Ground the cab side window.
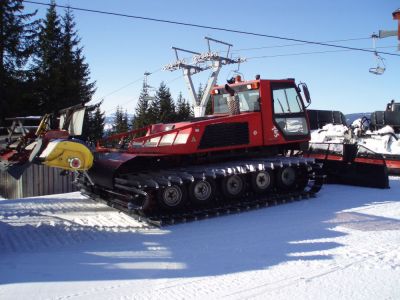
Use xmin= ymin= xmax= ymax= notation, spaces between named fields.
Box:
xmin=272 ymin=85 xmax=308 ymax=136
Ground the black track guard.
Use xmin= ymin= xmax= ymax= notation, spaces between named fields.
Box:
xmin=318 ymin=160 xmax=389 ymax=189
xmin=88 ymin=152 xmax=138 ymax=189
xmin=308 ymin=143 xmax=390 ymax=189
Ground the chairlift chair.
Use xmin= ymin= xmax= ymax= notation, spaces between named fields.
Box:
xmin=369 ymin=34 xmax=386 ymax=75
xmin=369 ymin=52 xmax=386 ymax=75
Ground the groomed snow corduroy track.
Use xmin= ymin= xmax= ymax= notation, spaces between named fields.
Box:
xmin=0 ymin=180 xmax=400 ymax=300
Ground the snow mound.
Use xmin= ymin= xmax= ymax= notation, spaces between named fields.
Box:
xmin=351 ymin=118 xmax=363 ymax=128
xmin=311 ymin=124 xmax=348 ymax=143
xmin=310 ymin=122 xmax=400 ymax=156
xmin=376 ymin=125 xmax=395 ymax=135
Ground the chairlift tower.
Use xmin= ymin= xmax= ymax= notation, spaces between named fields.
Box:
xmin=143 ymin=71 xmax=156 ymax=102
xmin=163 ymin=37 xmax=246 ymax=117
xmin=369 ymin=8 xmax=400 ymax=75
xmin=376 ymin=9 xmax=400 ymax=49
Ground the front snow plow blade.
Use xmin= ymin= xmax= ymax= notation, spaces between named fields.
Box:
xmin=306 ymin=143 xmax=389 ymax=189
xmin=38 ymin=139 xmax=94 ymax=171
xmin=0 ymin=104 xmax=88 ymax=178
xmin=1 ymin=139 xmax=93 ymax=179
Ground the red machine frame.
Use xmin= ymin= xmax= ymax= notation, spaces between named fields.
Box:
xmin=97 ymin=79 xmax=310 ymax=158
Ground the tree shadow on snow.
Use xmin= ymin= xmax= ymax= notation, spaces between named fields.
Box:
xmin=0 ymin=180 xmax=399 ymax=284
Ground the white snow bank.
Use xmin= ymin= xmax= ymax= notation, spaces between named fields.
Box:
xmin=310 ymin=124 xmax=348 ymax=143
xmin=357 ymin=126 xmax=400 ymax=155
xmin=358 ymin=125 xmax=400 ymax=155
xmin=1 ymin=182 xmax=400 ymax=300
xmin=365 ymin=125 xmax=395 ymax=136
xmin=351 ymin=118 xmax=365 ymax=129
xmin=376 ymin=125 xmax=395 ymax=135
xmin=310 ymin=122 xmax=400 ymax=155
xmin=321 ymin=123 xmax=348 ymax=135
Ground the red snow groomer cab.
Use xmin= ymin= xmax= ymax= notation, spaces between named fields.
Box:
xmin=78 ymin=76 xmax=324 ymax=224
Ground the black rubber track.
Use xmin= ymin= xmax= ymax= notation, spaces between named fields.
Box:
xmin=76 ymin=157 xmax=325 ymax=227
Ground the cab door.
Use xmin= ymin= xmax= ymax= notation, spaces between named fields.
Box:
xmin=269 ymin=82 xmax=310 ymax=142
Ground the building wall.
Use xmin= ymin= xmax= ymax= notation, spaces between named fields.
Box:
xmin=0 ymin=164 xmax=77 ymax=199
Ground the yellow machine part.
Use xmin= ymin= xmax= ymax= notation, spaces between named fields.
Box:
xmin=40 ymin=140 xmax=93 ymax=171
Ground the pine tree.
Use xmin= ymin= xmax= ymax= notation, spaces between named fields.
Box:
xmin=157 ymin=81 xmax=176 ymax=123
xmin=185 ymin=99 xmax=194 ymax=118
xmin=34 ymin=2 xmax=95 ymax=115
xmin=112 ymin=106 xmax=129 ymax=134
xmin=82 ymin=102 xmax=105 ymax=144
xmin=34 ymin=0 xmax=63 ymax=114
xmin=58 ymin=7 xmax=76 ymax=108
xmin=112 ymin=106 xmax=122 ymax=133
xmin=91 ymin=106 xmax=105 ymax=140
xmin=61 ymin=7 xmax=95 ymax=105
xmin=122 ymin=110 xmax=129 ymax=132
xmin=147 ymin=92 xmax=161 ymax=125
xmin=0 ymin=0 xmax=38 ymax=124
xmin=132 ymin=80 xmax=150 ymax=130
xmin=176 ymin=92 xmax=192 ymax=121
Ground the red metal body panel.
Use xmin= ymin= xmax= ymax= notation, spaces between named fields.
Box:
xmin=385 ymin=159 xmax=400 ymax=169
xmin=306 ymin=153 xmax=327 ymax=160
xmin=354 ymin=157 xmax=385 ymax=165
xmin=43 ymin=130 xmax=69 ymax=141
xmin=98 ymin=79 xmax=310 ymax=156
xmin=99 ymin=112 xmax=263 ymax=155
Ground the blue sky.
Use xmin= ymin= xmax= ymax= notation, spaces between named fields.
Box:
xmin=24 ymin=0 xmax=400 ymax=115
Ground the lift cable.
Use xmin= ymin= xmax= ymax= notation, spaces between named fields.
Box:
xmin=24 ymin=1 xmax=400 ymax=57
xmin=231 ymin=37 xmax=372 ymax=52
xmin=99 ymin=45 xmax=397 ymax=113
xmin=247 ymin=45 xmax=398 ymax=60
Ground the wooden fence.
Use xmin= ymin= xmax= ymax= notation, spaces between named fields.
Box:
xmin=0 ymin=164 xmax=77 ymax=199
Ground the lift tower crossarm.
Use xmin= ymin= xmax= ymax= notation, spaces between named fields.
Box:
xmin=163 ymin=37 xmax=246 ymax=118
xmin=378 ymin=30 xmax=398 ymax=39
xmin=164 ymin=47 xmax=206 ymax=106
xmin=375 ymin=8 xmax=400 ymax=50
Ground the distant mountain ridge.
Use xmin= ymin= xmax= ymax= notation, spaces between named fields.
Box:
xmin=345 ymin=112 xmax=371 ymax=125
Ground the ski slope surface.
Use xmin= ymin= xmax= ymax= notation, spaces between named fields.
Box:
xmin=1 ymin=180 xmax=400 ymax=300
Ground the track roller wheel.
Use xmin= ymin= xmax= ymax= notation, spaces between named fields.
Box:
xmin=140 ymin=193 xmax=156 ymax=213
xmin=251 ymin=170 xmax=274 ymax=194
xmin=221 ymin=175 xmax=245 ymax=199
xmin=276 ymin=166 xmax=297 ymax=190
xmin=189 ymin=179 xmax=216 ymax=205
xmin=157 ymin=184 xmax=187 ymax=211
xmin=295 ymin=167 xmax=310 ymax=191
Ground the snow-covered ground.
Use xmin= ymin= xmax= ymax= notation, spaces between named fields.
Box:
xmin=1 ymin=181 xmax=400 ymax=300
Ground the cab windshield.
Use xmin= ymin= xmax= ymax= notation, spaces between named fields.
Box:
xmin=213 ymin=87 xmax=260 ymax=114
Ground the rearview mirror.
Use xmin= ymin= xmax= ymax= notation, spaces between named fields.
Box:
xmin=298 ymin=82 xmax=311 ymax=106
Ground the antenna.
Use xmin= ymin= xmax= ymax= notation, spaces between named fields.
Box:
xmin=164 ymin=37 xmax=246 ymax=117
